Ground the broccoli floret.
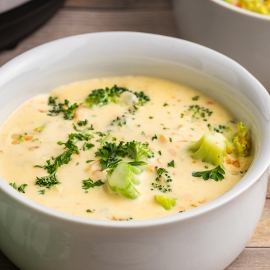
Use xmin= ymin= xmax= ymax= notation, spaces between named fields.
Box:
xmin=107 ymin=162 xmax=140 ymax=199
xmin=85 ymin=85 xmax=150 ymax=107
xmin=95 ymin=140 xmax=153 ymax=199
xmin=124 ymin=141 xmax=154 ymax=161
xmin=154 ymin=195 xmax=176 ymax=210
xmin=233 ymin=122 xmax=251 ymax=157
xmin=85 ymin=85 xmax=127 ymax=107
xmin=189 ymin=133 xmax=230 ymax=168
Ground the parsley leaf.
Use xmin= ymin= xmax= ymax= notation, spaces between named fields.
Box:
xmin=192 ymin=96 xmax=199 ymax=101
xmin=35 ymin=132 xmax=94 ymax=188
xmin=78 ymin=119 xmax=88 ymax=126
xmin=18 ymin=184 xmax=28 ymax=193
xmin=192 ymin=165 xmax=225 ymax=181
xmin=38 ymin=189 xmax=46 ymax=195
xmin=47 ymin=97 xmax=78 ymax=120
xmin=167 ymin=160 xmax=175 ymax=167
xmin=82 ymin=178 xmax=104 ymax=190
xmin=83 ymin=142 xmax=95 ymax=151
xmin=9 ymin=182 xmax=17 ymax=189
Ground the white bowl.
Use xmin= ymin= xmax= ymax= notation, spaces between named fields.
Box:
xmin=0 ymin=32 xmax=270 ymax=270
xmin=173 ymin=0 xmax=270 ymax=92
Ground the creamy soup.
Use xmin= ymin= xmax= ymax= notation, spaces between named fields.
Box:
xmin=0 ymin=77 xmax=252 ymax=220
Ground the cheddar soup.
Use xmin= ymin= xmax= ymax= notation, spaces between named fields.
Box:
xmin=0 ymin=77 xmax=252 ymax=220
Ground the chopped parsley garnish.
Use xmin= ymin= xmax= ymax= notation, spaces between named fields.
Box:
xmin=38 ymin=189 xmax=45 ymax=195
xmin=86 ymin=209 xmax=93 ymax=213
xmin=10 ymin=182 xmax=27 ymax=193
xmin=18 ymin=184 xmax=27 ymax=193
xmin=35 ymin=132 xmax=93 ymax=188
xmin=78 ymin=119 xmax=88 ymax=126
xmin=83 ymin=142 xmax=95 ymax=151
xmin=47 ymin=97 xmax=78 ymax=120
xmin=86 ymin=159 xmax=94 ymax=163
xmin=96 ymin=131 xmax=106 ymax=137
xmin=95 ymin=140 xmax=154 ymax=174
xmin=95 ymin=141 xmax=125 ymax=171
xmin=158 ymin=150 xmax=162 ymax=155
xmin=192 ymin=165 xmax=225 ymax=181
xmin=9 ymin=182 xmax=17 ymax=189
xmin=163 ymin=103 xmax=169 ymax=106
xmin=167 ymin=160 xmax=175 ymax=167
xmin=149 ymin=116 xmax=153 ymax=119
xmin=36 ymin=173 xmax=60 ymax=189
xmin=82 ymin=178 xmax=104 ymax=190
xmin=152 ymin=134 xmax=158 ymax=141
xmin=192 ymin=96 xmax=199 ymax=101
xmin=169 ymin=137 xmax=172 ymax=142
xmin=73 ymin=123 xmax=94 ymax=132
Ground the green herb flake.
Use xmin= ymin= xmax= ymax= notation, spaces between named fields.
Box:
xmin=158 ymin=150 xmax=162 ymax=156
xmin=38 ymin=189 xmax=46 ymax=195
xmin=34 ymin=125 xmax=45 ymax=133
xmin=82 ymin=178 xmax=104 ymax=190
xmin=169 ymin=137 xmax=172 ymax=142
xmin=152 ymin=134 xmax=158 ymax=141
xmin=78 ymin=119 xmax=88 ymax=126
xmin=47 ymin=97 xmax=78 ymax=120
xmin=149 ymin=116 xmax=154 ymax=119
xmin=163 ymin=103 xmax=169 ymax=106
xmin=192 ymin=96 xmax=200 ymax=101
xmin=9 ymin=182 xmax=17 ymax=189
xmin=167 ymin=160 xmax=175 ymax=168
xmin=192 ymin=165 xmax=225 ymax=181
xmin=83 ymin=142 xmax=95 ymax=151
xmin=18 ymin=184 xmax=27 ymax=193
xmin=86 ymin=160 xmax=94 ymax=163
xmin=86 ymin=209 xmax=93 ymax=213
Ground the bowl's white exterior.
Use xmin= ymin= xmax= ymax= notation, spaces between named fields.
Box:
xmin=0 ymin=32 xmax=270 ymax=270
xmin=173 ymin=0 xmax=270 ymax=92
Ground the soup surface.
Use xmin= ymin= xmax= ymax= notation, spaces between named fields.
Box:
xmin=0 ymin=76 xmax=252 ymax=220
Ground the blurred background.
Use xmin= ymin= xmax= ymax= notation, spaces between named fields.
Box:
xmin=0 ymin=0 xmax=178 ymax=67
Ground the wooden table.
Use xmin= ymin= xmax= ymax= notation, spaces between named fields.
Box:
xmin=0 ymin=1 xmax=269 ymax=269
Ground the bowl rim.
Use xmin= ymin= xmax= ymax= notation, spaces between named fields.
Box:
xmin=0 ymin=31 xmax=270 ymax=229
xmin=211 ymin=0 xmax=270 ymax=20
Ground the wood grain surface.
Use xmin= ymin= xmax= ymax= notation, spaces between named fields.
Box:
xmin=0 ymin=0 xmax=269 ymax=269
